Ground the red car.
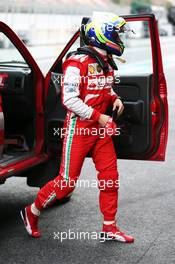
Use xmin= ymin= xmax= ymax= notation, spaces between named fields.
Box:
xmin=0 ymin=14 xmax=168 ymax=189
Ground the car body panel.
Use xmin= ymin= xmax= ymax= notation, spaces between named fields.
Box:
xmin=0 ymin=21 xmax=48 ymax=180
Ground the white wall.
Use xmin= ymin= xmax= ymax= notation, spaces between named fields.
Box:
xmin=0 ymin=13 xmax=83 ymax=45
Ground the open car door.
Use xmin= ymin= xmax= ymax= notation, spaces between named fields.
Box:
xmin=0 ymin=21 xmax=47 ymax=180
xmin=113 ymin=14 xmax=168 ymax=161
xmin=45 ymin=14 xmax=168 ymax=162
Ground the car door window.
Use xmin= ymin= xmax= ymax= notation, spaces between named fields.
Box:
xmin=116 ymin=21 xmax=153 ymax=77
xmin=0 ymin=32 xmax=27 ymax=64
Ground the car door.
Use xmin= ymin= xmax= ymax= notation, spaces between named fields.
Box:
xmin=112 ymin=14 xmax=168 ymax=161
xmin=0 ymin=21 xmax=48 ymax=179
xmin=45 ymin=14 xmax=168 ymax=161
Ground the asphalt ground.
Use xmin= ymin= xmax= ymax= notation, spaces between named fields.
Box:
xmin=0 ymin=36 xmax=175 ymax=264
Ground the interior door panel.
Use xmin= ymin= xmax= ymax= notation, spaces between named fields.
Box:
xmin=112 ymin=75 xmax=152 ymax=158
xmin=0 ymin=68 xmax=34 ymax=117
xmin=0 ymin=67 xmax=36 ymax=150
xmin=45 ymin=73 xmax=66 ymax=151
xmin=0 ymin=21 xmax=45 ymax=158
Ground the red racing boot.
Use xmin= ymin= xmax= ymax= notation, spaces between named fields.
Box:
xmin=20 ymin=205 xmax=41 ymax=238
xmin=101 ymin=221 xmax=134 ymax=243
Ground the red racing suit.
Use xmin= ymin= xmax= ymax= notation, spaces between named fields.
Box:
xmin=34 ymin=47 xmax=120 ymax=221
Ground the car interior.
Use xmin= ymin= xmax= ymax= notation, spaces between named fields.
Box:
xmin=0 ymin=65 xmax=36 ymax=167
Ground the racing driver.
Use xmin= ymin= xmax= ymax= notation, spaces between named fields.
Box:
xmin=20 ymin=13 xmax=134 ymax=243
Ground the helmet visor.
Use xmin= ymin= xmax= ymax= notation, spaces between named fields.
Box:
xmin=111 ymin=27 xmax=123 ymax=44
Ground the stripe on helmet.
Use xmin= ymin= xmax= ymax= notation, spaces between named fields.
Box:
xmin=95 ymin=26 xmax=106 ymax=44
xmin=117 ymin=20 xmax=126 ymax=28
xmin=85 ymin=21 xmax=94 ymax=35
xmin=106 ymin=42 xmax=122 ymax=52
xmin=111 ymin=15 xmax=120 ymax=22
xmin=98 ymin=27 xmax=114 ymax=44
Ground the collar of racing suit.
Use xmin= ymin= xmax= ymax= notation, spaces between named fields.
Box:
xmin=75 ymin=45 xmax=118 ymax=72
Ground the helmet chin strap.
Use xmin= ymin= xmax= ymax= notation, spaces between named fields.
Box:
xmin=107 ymin=54 xmax=118 ymax=71
xmin=88 ymin=46 xmax=119 ymax=71
xmin=91 ymin=46 xmax=119 ymax=71
xmin=90 ymin=45 xmax=119 ymax=71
